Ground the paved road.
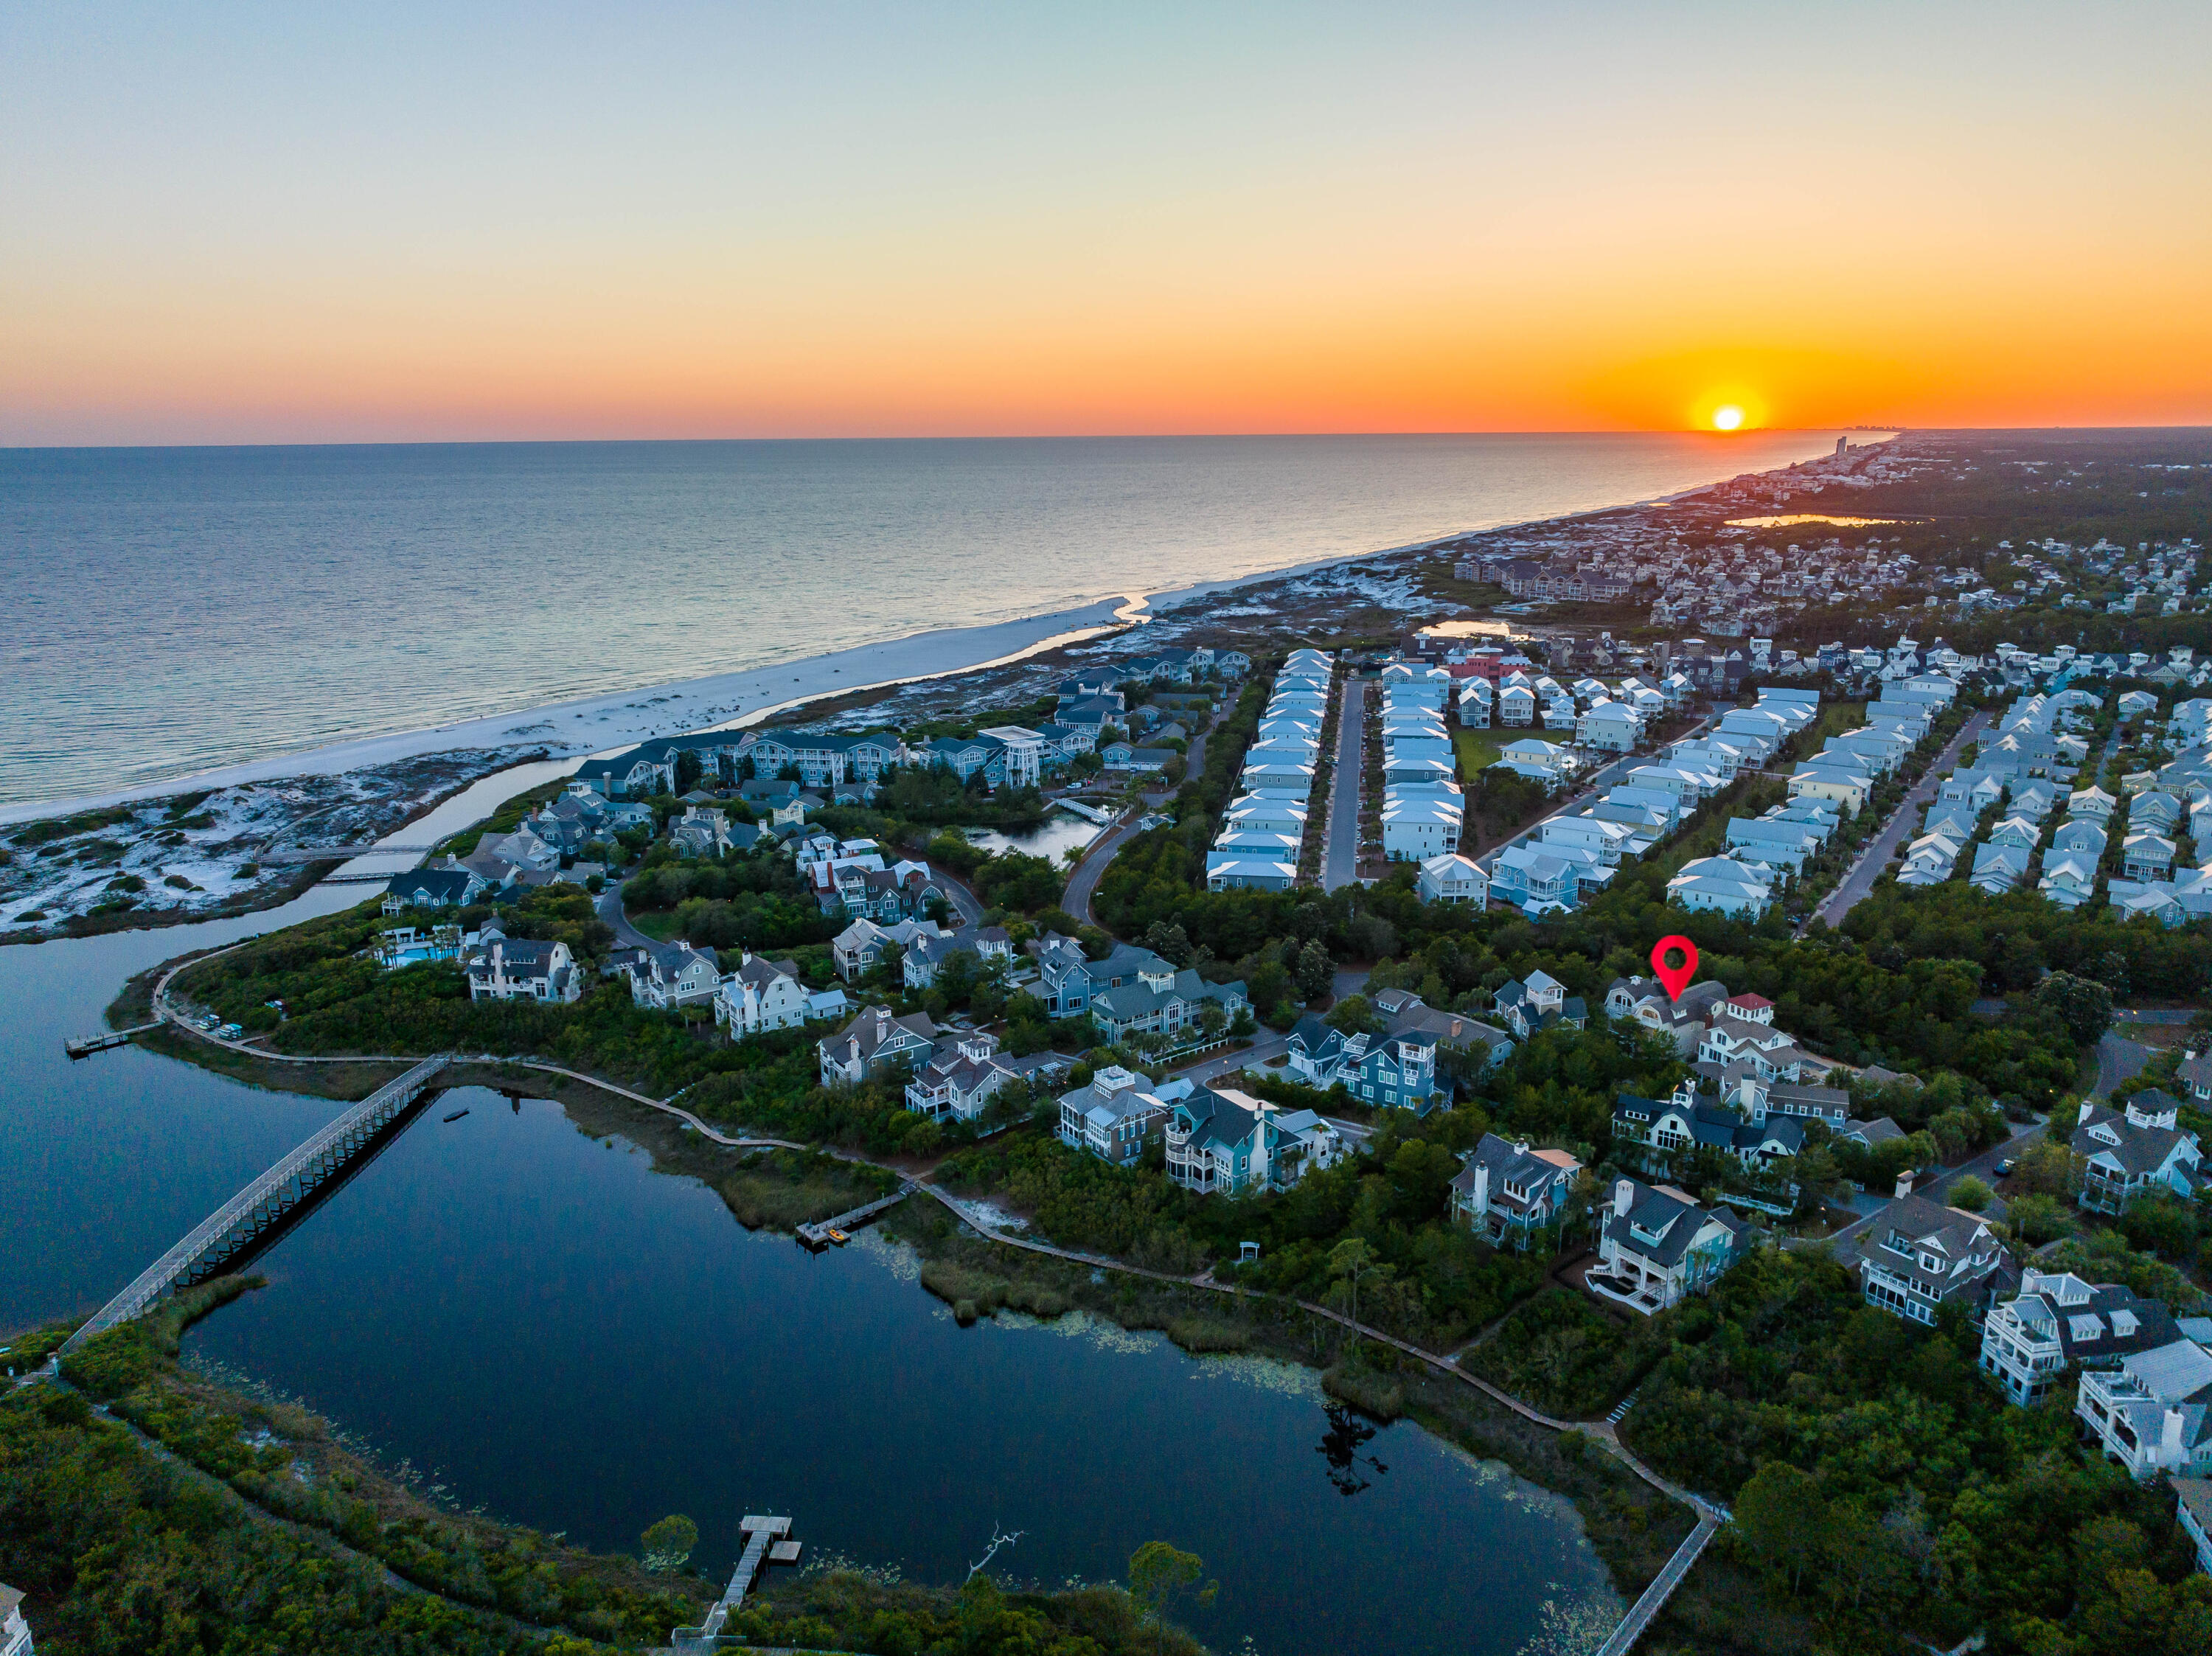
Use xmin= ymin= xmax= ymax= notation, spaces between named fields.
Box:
xmin=1809 ymin=710 xmax=1992 ymax=930
xmin=1323 ymin=678 xmax=1366 ymax=890
xmin=1062 ymin=814 xmax=1140 ymax=923
xmin=1063 ymin=710 xmax=1214 ymax=922
xmin=2093 ymin=1029 xmax=2153 ymax=1097
xmin=596 ymin=888 xmax=661 ymax=950
xmin=1827 ymin=1110 xmax=2045 ymax=1242
xmin=1176 ymin=1034 xmax=1291 ymax=1086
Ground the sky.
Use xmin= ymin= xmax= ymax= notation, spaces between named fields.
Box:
xmin=4 ymin=1 xmax=2209 ymax=445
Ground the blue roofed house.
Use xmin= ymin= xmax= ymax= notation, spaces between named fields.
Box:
xmin=382 ymin=867 xmax=484 ymax=912
xmin=818 ymin=1005 xmax=939 ymax=1087
xmin=1490 ymin=844 xmax=1579 ymax=915
xmin=571 ymin=748 xmax=676 ymax=799
xmin=1489 ymin=970 xmax=1585 ymax=1040
xmin=1030 ymin=933 xmax=1192 ymax=1019
xmin=1165 ymin=1086 xmax=1344 ymax=1195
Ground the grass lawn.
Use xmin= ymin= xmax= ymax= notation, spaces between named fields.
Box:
xmin=627 ymin=908 xmax=681 ymax=941
xmin=1453 ymin=729 xmax=1504 ymax=782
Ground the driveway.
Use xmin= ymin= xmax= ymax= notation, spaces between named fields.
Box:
xmin=1176 ymin=1034 xmax=1291 ymax=1087
xmin=1826 ymin=1110 xmax=2045 ymax=1243
xmin=1810 ymin=710 xmax=1992 ymax=930
xmin=596 ymin=888 xmax=661 ymax=950
xmin=1323 ymin=678 xmax=1366 ymax=890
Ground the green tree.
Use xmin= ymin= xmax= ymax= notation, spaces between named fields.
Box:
xmin=1295 ymin=939 xmax=1333 ymax=1002
xmin=640 ymin=1513 xmax=698 ymax=1572
xmin=1948 ymin=1173 xmax=1993 ymax=1213
xmin=2034 ymin=970 xmax=2115 ymax=1045
xmin=1734 ymin=1461 xmax=1829 ymax=1592
xmin=1127 ymin=1540 xmax=1217 ymax=1647
xmin=1326 ymin=1236 xmax=1391 ymax=1331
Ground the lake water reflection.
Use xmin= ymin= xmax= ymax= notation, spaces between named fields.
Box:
xmin=1 ymin=765 xmax=1621 ymax=1656
xmin=179 ymin=1089 xmax=1621 ymax=1655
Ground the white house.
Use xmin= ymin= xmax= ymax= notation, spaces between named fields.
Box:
xmin=1416 ymin=852 xmax=1487 ymax=906
xmin=463 ymin=931 xmax=581 ymax=1003
xmin=1667 ymin=854 xmax=1774 ymax=921
xmin=2071 ymin=1093 xmax=2206 ymax=1214
xmin=2078 ymin=1337 xmax=2212 ymax=1479
xmin=1979 ymin=1269 xmax=2179 ymax=1406
xmin=1588 ymin=1178 xmax=1752 ymax=1315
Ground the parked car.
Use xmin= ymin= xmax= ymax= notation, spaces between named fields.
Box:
xmin=1996 ymin=1158 xmax=2017 ymax=1177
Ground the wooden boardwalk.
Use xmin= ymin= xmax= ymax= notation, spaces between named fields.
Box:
xmin=59 ymin=1054 xmax=453 ymax=1356
xmin=1592 ymin=1507 xmax=1721 ymax=1656
xmin=65 ymin=1022 xmax=160 ymax=1058
xmin=797 ymin=1183 xmax=917 ymax=1248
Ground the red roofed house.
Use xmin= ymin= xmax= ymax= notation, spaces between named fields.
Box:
xmin=1719 ymin=993 xmax=1775 ymax=1026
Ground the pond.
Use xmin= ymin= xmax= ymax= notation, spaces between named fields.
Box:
xmin=961 ymin=811 xmax=1104 ymax=866
xmin=1 ymin=765 xmax=1623 ymax=1656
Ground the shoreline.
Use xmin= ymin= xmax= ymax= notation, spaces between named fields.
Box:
xmin=2 ymin=430 xmax=1892 ymax=827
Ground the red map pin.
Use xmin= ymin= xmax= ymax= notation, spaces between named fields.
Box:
xmin=1651 ymin=934 xmax=1698 ymax=1002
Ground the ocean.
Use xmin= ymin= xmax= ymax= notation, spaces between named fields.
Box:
xmin=1 ymin=431 xmax=1860 ymax=807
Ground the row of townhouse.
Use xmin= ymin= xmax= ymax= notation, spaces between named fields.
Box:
xmin=1209 ymin=650 xmax=1335 ymax=891
xmin=1485 ymin=746 xmax=1718 ymax=922
xmin=1379 ymin=661 xmax=1469 ymax=866
xmin=574 ymin=713 xmax=1110 ymax=808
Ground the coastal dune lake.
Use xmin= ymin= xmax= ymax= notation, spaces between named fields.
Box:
xmin=1 ymin=430 xmax=1864 ymax=805
xmin=3 ymin=889 xmax=1618 ymax=1656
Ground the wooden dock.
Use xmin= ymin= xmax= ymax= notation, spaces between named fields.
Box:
xmin=796 ymin=1183 xmax=917 ymax=1249
xmin=65 ymin=1023 xmax=160 ymax=1059
xmin=1591 ymin=1505 xmax=1722 ymax=1656
xmin=676 ymin=1514 xmax=799 ymax=1649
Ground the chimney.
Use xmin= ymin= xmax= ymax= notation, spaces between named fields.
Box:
xmin=1614 ymin=1179 xmax=1634 ymax=1218
xmin=2163 ymin=1409 xmax=2185 ymax=1459
xmin=1471 ymin=1162 xmax=1489 ymax=1214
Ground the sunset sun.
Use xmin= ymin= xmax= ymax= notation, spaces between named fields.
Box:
xmin=1711 ymin=404 xmax=1745 ymax=431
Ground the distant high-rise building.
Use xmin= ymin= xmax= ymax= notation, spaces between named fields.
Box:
xmin=1835 ymin=436 xmax=1849 ymax=461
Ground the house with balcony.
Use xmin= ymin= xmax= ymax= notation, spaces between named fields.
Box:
xmin=1450 ymin=1134 xmax=1582 ymax=1249
xmin=1587 ymin=1177 xmax=1753 ymax=1315
xmin=709 ymin=950 xmax=810 ymax=1034
xmin=463 ymin=930 xmax=582 ymax=1003
xmin=1086 ymin=959 xmax=1248 ymax=1045
xmin=1056 ymin=1065 xmax=1184 ymax=1164
xmin=1978 ymin=1269 xmax=2180 ymax=1405
xmin=818 ymin=1005 xmax=938 ymax=1087
xmin=1165 ymin=1087 xmax=1343 ymax=1195
xmin=1667 ymin=854 xmax=1775 ymax=921
xmin=1610 ymin=1077 xmax=1807 ymax=1173
xmin=2077 ymin=1336 xmax=2212 ymax=1479
xmin=1490 ymin=844 xmax=1579 ymax=915
xmin=904 ymin=1029 xmax=1046 ymax=1122
xmin=2071 ymin=1093 xmax=2206 ymax=1214
xmin=1852 ymin=1193 xmax=2010 ymax=1327
xmin=1416 ymin=852 xmax=1487 ymax=905
xmin=1490 ymin=970 xmax=1583 ymax=1040
xmin=627 ymin=941 xmax=723 ymax=1010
